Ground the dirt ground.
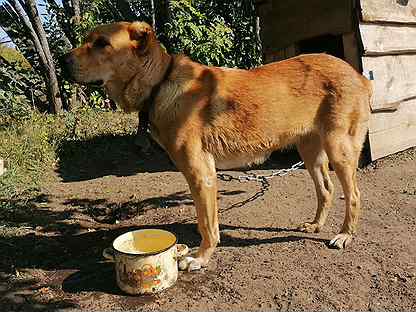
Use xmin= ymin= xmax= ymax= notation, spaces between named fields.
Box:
xmin=1 ymin=137 xmax=415 ymax=312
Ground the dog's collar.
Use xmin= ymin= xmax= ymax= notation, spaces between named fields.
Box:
xmin=142 ymin=55 xmax=174 ymax=113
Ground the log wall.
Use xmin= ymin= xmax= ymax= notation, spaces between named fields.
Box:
xmin=359 ymin=0 xmax=416 ymax=159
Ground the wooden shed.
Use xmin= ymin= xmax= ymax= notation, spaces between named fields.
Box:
xmin=255 ymin=0 xmax=416 ymax=160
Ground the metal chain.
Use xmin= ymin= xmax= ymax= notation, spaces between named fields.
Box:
xmin=217 ymin=161 xmax=304 ymax=212
xmin=217 ymin=161 xmax=304 ymax=183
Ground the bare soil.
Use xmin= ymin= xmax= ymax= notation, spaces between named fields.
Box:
xmin=1 ymin=137 xmax=415 ymax=312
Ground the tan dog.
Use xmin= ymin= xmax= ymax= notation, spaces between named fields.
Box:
xmin=63 ymin=21 xmax=371 ymax=271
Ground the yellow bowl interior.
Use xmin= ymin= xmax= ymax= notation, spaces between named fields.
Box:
xmin=113 ymin=229 xmax=176 ymax=255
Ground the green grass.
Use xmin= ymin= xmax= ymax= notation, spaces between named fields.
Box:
xmin=0 ymin=107 xmax=138 ymax=202
xmin=0 ymin=45 xmax=31 ymax=69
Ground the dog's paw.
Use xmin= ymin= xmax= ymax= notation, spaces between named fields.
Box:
xmin=178 ymin=256 xmax=203 ymax=272
xmin=297 ymin=222 xmax=321 ymax=233
xmin=329 ymin=233 xmax=352 ymax=249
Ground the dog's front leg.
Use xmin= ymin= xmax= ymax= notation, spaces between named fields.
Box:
xmin=134 ymin=111 xmax=151 ymax=152
xmin=175 ymin=149 xmax=219 ymax=271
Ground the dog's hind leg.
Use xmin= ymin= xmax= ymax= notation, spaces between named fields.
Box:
xmin=172 ymin=145 xmax=220 ymax=271
xmin=323 ymin=124 xmax=367 ymax=249
xmin=296 ymin=134 xmax=334 ymax=233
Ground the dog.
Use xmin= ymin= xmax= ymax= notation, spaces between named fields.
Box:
xmin=62 ymin=21 xmax=372 ymax=271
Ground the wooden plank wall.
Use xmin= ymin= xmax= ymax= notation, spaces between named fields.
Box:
xmin=369 ymin=100 xmax=416 ymax=160
xmin=359 ymin=0 xmax=416 ymax=160
xmin=360 ymin=0 xmax=416 ymax=23
xmin=362 ymin=55 xmax=416 ymax=111
xmin=360 ymin=23 xmax=416 ymax=55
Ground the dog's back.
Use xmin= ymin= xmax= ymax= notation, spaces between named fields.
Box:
xmin=192 ymin=53 xmax=371 ymax=167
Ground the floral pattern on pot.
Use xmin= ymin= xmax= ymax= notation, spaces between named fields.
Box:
xmin=118 ymin=263 xmax=162 ymax=291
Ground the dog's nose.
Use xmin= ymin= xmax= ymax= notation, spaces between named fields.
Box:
xmin=60 ymin=53 xmax=74 ymax=67
xmin=60 ymin=53 xmax=75 ymax=80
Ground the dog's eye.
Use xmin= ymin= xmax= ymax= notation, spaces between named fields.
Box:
xmin=93 ymin=37 xmax=110 ymax=48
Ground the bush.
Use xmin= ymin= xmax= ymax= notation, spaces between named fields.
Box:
xmin=0 ymin=61 xmax=47 ymax=122
xmin=166 ymin=0 xmax=235 ymax=67
xmin=165 ymin=0 xmax=261 ymax=68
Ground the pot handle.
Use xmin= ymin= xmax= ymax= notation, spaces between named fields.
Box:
xmin=175 ymin=244 xmax=189 ymax=259
xmin=103 ymin=247 xmax=115 ymax=262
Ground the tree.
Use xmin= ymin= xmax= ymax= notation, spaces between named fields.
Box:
xmin=0 ymin=3 xmax=37 ymax=64
xmin=45 ymin=0 xmax=76 ymax=47
xmin=8 ymin=0 xmax=63 ymax=113
xmin=70 ymin=0 xmax=81 ymax=25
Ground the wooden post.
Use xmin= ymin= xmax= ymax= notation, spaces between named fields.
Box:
xmin=342 ymin=32 xmax=361 ymax=72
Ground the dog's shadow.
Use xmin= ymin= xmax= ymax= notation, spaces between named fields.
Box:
xmin=57 ymin=133 xmax=302 ymax=182
xmin=56 ymin=134 xmax=176 ymax=182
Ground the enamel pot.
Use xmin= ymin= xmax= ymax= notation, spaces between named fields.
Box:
xmin=103 ymin=229 xmax=188 ymax=295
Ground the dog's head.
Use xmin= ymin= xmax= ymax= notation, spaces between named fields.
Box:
xmin=61 ymin=21 xmax=157 ymax=86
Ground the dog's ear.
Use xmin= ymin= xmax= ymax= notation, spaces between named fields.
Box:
xmin=128 ymin=22 xmax=154 ymax=55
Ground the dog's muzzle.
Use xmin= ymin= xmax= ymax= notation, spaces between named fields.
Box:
xmin=59 ymin=53 xmax=104 ymax=87
xmin=60 ymin=53 xmax=76 ymax=82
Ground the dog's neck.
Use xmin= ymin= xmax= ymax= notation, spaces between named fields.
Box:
xmin=141 ymin=54 xmax=174 ymax=113
xmin=104 ymin=50 xmax=172 ymax=113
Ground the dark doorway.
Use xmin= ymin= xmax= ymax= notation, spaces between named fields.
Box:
xmin=297 ymin=34 xmax=345 ymax=59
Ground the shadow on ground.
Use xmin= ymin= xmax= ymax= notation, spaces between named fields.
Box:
xmin=0 ymin=193 xmax=322 ymax=272
xmin=56 ymin=133 xmax=303 ymax=183
xmin=1 ymin=133 xmax=307 ymax=310
xmin=56 ymin=134 xmax=176 ymax=182
xmin=0 ymin=188 xmax=324 ymax=311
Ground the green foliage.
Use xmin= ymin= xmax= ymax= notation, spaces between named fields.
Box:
xmin=129 ymin=0 xmax=153 ymax=23
xmin=77 ymin=0 xmax=130 ymax=44
xmin=215 ymin=0 xmax=263 ymax=69
xmin=166 ymin=0 xmax=235 ymax=67
xmin=164 ymin=0 xmax=262 ymax=69
xmin=0 ymin=60 xmax=46 ymax=122
xmin=42 ymin=6 xmax=72 ymax=61
xmin=87 ymin=90 xmax=106 ymax=109
xmin=0 ymin=4 xmax=40 ymax=70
